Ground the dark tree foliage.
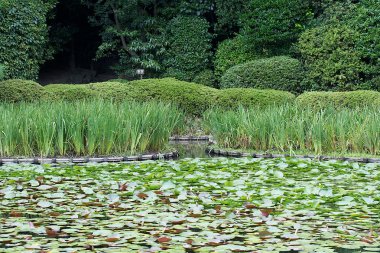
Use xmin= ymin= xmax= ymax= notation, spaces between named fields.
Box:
xmin=46 ymin=0 xmax=101 ymax=72
xmin=1 ymin=0 xmax=379 ymax=94
xmin=83 ymin=0 xmax=178 ymax=78
xmin=215 ymin=0 xmax=246 ymax=37
xmin=178 ymin=0 xmax=214 ymax=16
xmin=240 ymin=0 xmax=312 ymax=56
xmin=163 ymin=15 xmax=213 ymax=84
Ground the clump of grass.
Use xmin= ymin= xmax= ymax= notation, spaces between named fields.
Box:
xmin=0 ymin=100 xmax=183 ymax=157
xmin=204 ymin=105 xmax=380 ymax=155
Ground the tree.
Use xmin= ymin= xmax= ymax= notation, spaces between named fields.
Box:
xmin=0 ymin=0 xmax=54 ymax=80
xmin=215 ymin=0 xmax=246 ymax=37
xmin=214 ymin=36 xmax=257 ymax=80
xmin=240 ymin=0 xmax=312 ymax=56
xmin=298 ymin=0 xmax=380 ymax=91
xmin=84 ymin=0 xmax=178 ymax=78
xmin=163 ymin=15 xmax=213 ymax=84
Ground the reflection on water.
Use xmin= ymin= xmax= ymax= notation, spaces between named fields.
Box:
xmin=169 ymin=140 xmax=212 ymax=158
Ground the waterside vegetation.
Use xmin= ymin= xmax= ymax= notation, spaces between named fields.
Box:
xmin=0 ymin=100 xmax=183 ymax=157
xmin=204 ymin=105 xmax=380 ymax=155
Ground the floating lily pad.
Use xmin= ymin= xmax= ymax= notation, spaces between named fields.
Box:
xmin=0 ymin=158 xmax=379 ymax=252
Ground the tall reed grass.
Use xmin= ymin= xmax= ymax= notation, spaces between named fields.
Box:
xmin=204 ymin=105 xmax=380 ymax=155
xmin=0 ymin=100 xmax=183 ymax=157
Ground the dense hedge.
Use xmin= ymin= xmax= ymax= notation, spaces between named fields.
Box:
xmin=90 ymin=79 xmax=295 ymax=113
xmin=214 ymin=36 xmax=257 ymax=80
xmin=91 ymin=78 xmax=216 ymax=116
xmin=216 ymin=88 xmax=295 ymax=109
xmin=6 ymin=79 xmax=380 ymax=115
xmin=193 ymin=70 xmax=215 ymax=87
xmin=296 ymin=90 xmax=380 ymax=109
xmin=240 ymin=0 xmax=311 ymax=56
xmin=220 ymin=56 xmax=305 ymax=93
xmin=0 ymin=0 xmax=52 ymax=80
xmin=0 ymin=79 xmax=43 ymax=102
xmin=43 ymin=84 xmax=98 ymax=101
xmin=163 ymin=16 xmax=213 ymax=84
xmin=298 ymin=1 xmax=380 ymax=91
xmin=0 ymin=65 xmax=4 ymax=80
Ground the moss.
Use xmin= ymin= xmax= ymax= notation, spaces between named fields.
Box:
xmin=296 ymin=90 xmax=380 ymax=109
xmin=216 ymin=88 xmax=295 ymax=109
xmin=43 ymin=84 xmax=98 ymax=101
xmin=0 ymin=79 xmax=43 ymax=102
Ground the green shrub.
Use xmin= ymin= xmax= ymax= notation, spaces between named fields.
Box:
xmin=91 ymin=78 xmax=217 ymax=116
xmin=299 ymin=24 xmax=366 ymax=91
xmin=215 ymin=36 xmax=258 ymax=80
xmin=240 ymin=0 xmax=311 ymax=55
xmin=0 ymin=78 xmax=300 ymax=115
xmin=193 ymin=70 xmax=215 ymax=87
xmin=220 ymin=56 xmax=305 ymax=93
xmin=298 ymin=1 xmax=380 ymax=91
xmin=0 ymin=0 xmax=53 ymax=80
xmin=88 ymin=81 xmax=138 ymax=102
xmin=365 ymin=76 xmax=380 ymax=91
xmin=296 ymin=90 xmax=380 ymax=109
xmin=0 ymin=65 xmax=4 ymax=80
xmin=374 ymin=97 xmax=380 ymax=108
xmin=216 ymin=88 xmax=295 ymax=109
xmin=92 ymin=78 xmax=297 ymax=114
xmin=163 ymin=16 xmax=212 ymax=82
xmin=43 ymin=84 xmax=98 ymax=101
xmin=0 ymin=79 xmax=43 ymax=102
xmin=215 ymin=0 xmax=246 ymax=35
xmin=163 ymin=68 xmax=192 ymax=83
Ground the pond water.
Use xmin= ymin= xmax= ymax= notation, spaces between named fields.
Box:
xmin=0 ymin=157 xmax=379 ymax=252
xmin=169 ymin=140 xmax=211 ymax=159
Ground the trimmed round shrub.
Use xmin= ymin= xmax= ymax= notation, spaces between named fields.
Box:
xmin=91 ymin=78 xmax=217 ymax=116
xmin=43 ymin=84 xmax=98 ymax=101
xmin=374 ymin=97 xmax=380 ymax=108
xmin=296 ymin=90 xmax=380 ymax=109
xmin=216 ymin=88 xmax=295 ymax=109
xmin=88 ymin=81 xmax=136 ymax=102
xmin=30 ymin=78 xmax=299 ymax=115
xmin=0 ymin=79 xmax=43 ymax=102
xmin=220 ymin=56 xmax=305 ymax=93
xmin=215 ymin=36 xmax=258 ymax=80
xmin=91 ymin=78 xmax=298 ymax=114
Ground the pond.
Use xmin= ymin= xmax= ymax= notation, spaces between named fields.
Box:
xmin=0 ymin=158 xmax=379 ymax=252
xmin=169 ymin=140 xmax=211 ymax=159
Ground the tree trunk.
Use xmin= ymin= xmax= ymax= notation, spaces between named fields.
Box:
xmin=111 ymin=4 xmax=138 ymax=57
